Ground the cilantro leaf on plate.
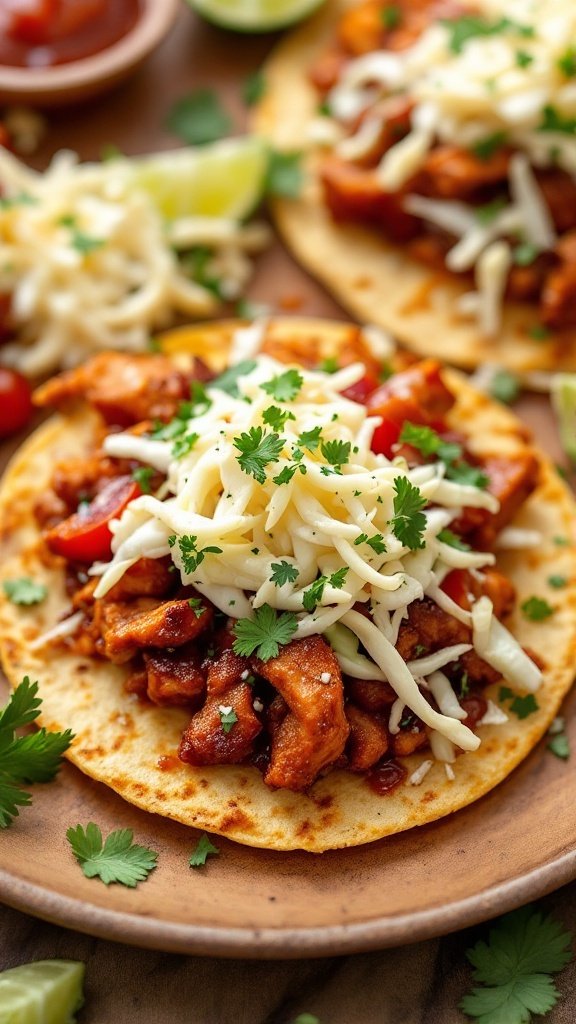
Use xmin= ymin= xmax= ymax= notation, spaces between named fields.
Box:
xmin=389 ymin=477 xmax=427 ymax=550
xmin=166 ymin=89 xmax=232 ymax=146
xmin=232 ymin=604 xmax=298 ymax=661
xmin=521 ymin=596 xmax=554 ymax=621
xmin=0 ymin=678 xmax=73 ymax=829
xmin=189 ymin=833 xmax=219 ymax=868
xmin=460 ymin=906 xmax=572 ymax=1024
xmin=3 ymin=577 xmax=48 ymax=606
xmin=66 ymin=823 xmax=158 ymax=887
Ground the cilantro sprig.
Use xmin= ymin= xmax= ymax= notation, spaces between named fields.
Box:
xmin=460 ymin=906 xmax=572 ymax=1024
xmin=302 ymin=568 xmax=349 ymax=612
xmin=189 ymin=833 xmax=219 ymax=868
xmin=389 ymin=477 xmax=427 ymax=550
xmin=0 ymin=678 xmax=74 ymax=828
xmin=66 ymin=822 xmax=158 ymax=887
xmin=499 ymin=686 xmax=539 ymax=719
xmin=233 ymin=426 xmax=285 ymax=484
xmin=260 ymin=369 xmax=303 ymax=402
xmin=172 ymin=535 xmax=223 ymax=575
xmin=269 ymin=561 xmax=300 ymax=587
xmin=399 ymin=422 xmax=488 ymax=487
xmin=232 ymin=604 xmax=298 ymax=661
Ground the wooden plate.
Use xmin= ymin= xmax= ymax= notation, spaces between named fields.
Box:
xmin=1 ymin=5 xmax=576 ymax=960
xmin=1 ymin=667 xmax=576 ymax=957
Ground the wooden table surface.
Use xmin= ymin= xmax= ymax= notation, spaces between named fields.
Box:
xmin=1 ymin=6 xmax=576 ymax=1022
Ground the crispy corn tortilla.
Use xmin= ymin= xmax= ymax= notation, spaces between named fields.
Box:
xmin=1 ymin=318 xmax=576 ymax=852
xmin=252 ymin=0 xmax=576 ymax=373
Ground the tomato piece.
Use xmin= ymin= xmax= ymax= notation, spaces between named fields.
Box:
xmin=441 ymin=569 xmax=472 ymax=611
xmin=341 ymin=372 xmax=380 ymax=404
xmin=45 ymin=476 xmax=141 ymax=563
xmin=6 ymin=0 xmax=58 ymax=45
xmin=0 ymin=368 xmax=32 ymax=438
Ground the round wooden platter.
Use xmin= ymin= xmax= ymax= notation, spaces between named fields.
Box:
xmin=1 ymin=671 xmax=576 ymax=958
xmin=2 ymin=3 xmax=576 ymax=960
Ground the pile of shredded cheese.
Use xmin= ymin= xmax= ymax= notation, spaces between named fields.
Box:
xmin=0 ymin=148 xmax=269 ymax=375
xmin=319 ymin=0 xmax=576 ymax=336
xmin=87 ymin=324 xmax=542 ymax=772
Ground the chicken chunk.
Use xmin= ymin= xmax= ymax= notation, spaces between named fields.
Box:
xmin=98 ymin=597 xmax=213 ymax=663
xmin=345 ymin=704 xmax=389 ymax=771
xmin=179 ymin=650 xmax=262 ymax=766
xmin=143 ymin=648 xmax=206 ymax=707
xmin=254 ymin=636 xmax=349 ymax=791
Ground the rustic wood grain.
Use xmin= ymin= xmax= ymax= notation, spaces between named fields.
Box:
xmin=2 ymin=888 xmax=576 ymax=1022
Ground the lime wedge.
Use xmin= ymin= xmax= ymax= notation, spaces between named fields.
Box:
xmin=0 ymin=960 xmax=85 ymax=1024
xmin=130 ymin=137 xmax=269 ymax=221
xmin=186 ymin=0 xmax=326 ymax=32
xmin=552 ymin=373 xmax=576 ymax=463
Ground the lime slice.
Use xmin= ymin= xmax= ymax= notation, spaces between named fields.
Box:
xmin=186 ymin=0 xmax=326 ymax=32
xmin=130 ymin=137 xmax=269 ymax=221
xmin=552 ymin=373 xmax=576 ymax=463
xmin=0 ymin=960 xmax=85 ymax=1024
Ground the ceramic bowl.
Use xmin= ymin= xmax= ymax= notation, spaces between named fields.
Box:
xmin=0 ymin=0 xmax=180 ymax=108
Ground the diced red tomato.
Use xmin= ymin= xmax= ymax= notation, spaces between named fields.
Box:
xmin=441 ymin=569 xmax=472 ymax=611
xmin=341 ymin=372 xmax=380 ymax=404
xmin=0 ymin=367 xmax=32 ymax=438
xmin=45 ymin=475 xmax=141 ymax=562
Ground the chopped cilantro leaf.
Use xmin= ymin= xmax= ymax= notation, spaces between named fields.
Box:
xmin=218 ymin=706 xmax=238 ymax=733
xmin=548 ymin=575 xmax=567 ymax=589
xmin=554 ymin=535 xmax=570 ymax=546
xmin=302 ymin=569 xmax=349 ymax=612
xmin=442 ymin=14 xmax=533 ymax=54
xmin=189 ymin=833 xmax=219 ymax=868
xmin=177 ymin=535 xmax=223 ymax=575
xmin=262 ymin=405 xmax=296 ymax=431
xmin=166 ymin=89 xmax=231 ymax=146
xmin=390 ymin=477 xmax=427 ymax=550
xmin=475 ymin=196 xmax=507 ymax=225
xmin=71 ymin=232 xmax=105 ymax=255
xmin=232 ymin=604 xmax=298 ymax=661
xmin=489 ymin=369 xmax=520 ymax=404
xmin=354 ymin=533 xmax=368 ymax=546
xmin=298 ymin=426 xmax=322 ymax=451
xmin=67 ymin=822 xmax=157 ymax=887
xmin=211 ymin=359 xmax=257 ymax=398
xmin=269 ymin=560 xmax=299 ymax=587
xmin=320 ymin=439 xmax=351 ymax=471
xmin=0 ymin=192 xmax=37 ymax=210
xmin=272 ymin=463 xmax=301 ymax=485
xmin=243 ymin=69 xmax=266 ymax=106
xmin=513 ymin=242 xmax=539 ymax=267
xmin=265 ymin=149 xmax=303 ymax=199
xmin=528 ymin=323 xmax=551 ymax=340
xmin=437 ymin=529 xmax=471 ymax=551
xmin=445 ymin=462 xmax=489 ymax=488
xmin=188 ymin=597 xmax=205 ymax=618
xmin=510 ymin=693 xmax=539 ymax=719
xmin=539 ymin=105 xmax=576 ymax=135
xmin=399 ymin=422 xmax=462 ymax=463
xmin=233 ymin=426 xmax=284 ymax=483
xmin=132 ymin=466 xmax=154 ymax=494
xmin=318 ymin=356 xmax=339 ymax=373
xmin=471 ymin=131 xmax=507 ymax=161
xmin=172 ymin=431 xmax=199 ymax=461
xmin=558 ymin=47 xmax=576 ymax=77
xmin=381 ymin=5 xmax=401 ymax=28
xmin=261 ymin=368 xmax=303 ymax=402
xmin=548 ymin=732 xmax=570 ymax=759
xmin=521 ymin=596 xmax=554 ymax=621
xmin=460 ymin=906 xmax=572 ymax=1024
xmin=515 ymin=49 xmax=534 ymax=67
xmin=3 ymin=578 xmax=47 ymax=606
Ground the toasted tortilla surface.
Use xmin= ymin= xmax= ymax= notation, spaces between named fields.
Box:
xmin=1 ymin=318 xmax=576 ymax=852
xmin=253 ymin=0 xmax=576 ymax=372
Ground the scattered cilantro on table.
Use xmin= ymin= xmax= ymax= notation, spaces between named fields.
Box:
xmin=460 ymin=906 xmax=572 ymax=1023
xmin=3 ymin=577 xmax=47 ymax=605
xmin=166 ymin=89 xmax=232 ymax=146
xmin=0 ymin=678 xmax=74 ymax=828
xmin=189 ymin=833 xmax=219 ymax=868
xmin=232 ymin=604 xmax=298 ymax=661
xmin=66 ymin=823 xmax=158 ymax=887
xmin=547 ymin=717 xmax=571 ymax=760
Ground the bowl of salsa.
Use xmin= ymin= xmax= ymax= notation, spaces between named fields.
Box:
xmin=0 ymin=0 xmax=179 ymax=106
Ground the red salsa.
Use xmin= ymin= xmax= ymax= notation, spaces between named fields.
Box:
xmin=0 ymin=0 xmax=141 ymax=69
xmin=366 ymin=759 xmax=408 ymax=796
